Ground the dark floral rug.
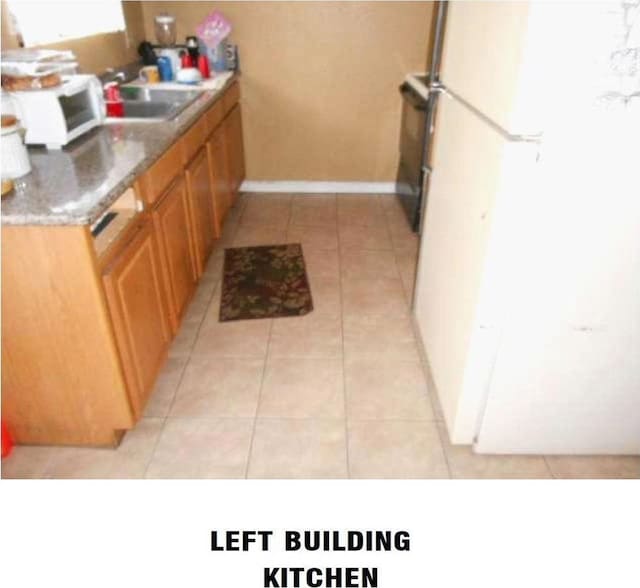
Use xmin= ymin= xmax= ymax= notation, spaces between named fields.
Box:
xmin=220 ymin=244 xmax=314 ymax=321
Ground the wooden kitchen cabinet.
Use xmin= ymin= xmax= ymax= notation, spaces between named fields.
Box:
xmin=102 ymin=218 xmax=171 ymax=418
xmin=223 ymin=104 xmax=246 ymax=202
xmin=1 ymin=79 xmax=246 ymax=448
xmin=152 ymin=175 xmax=197 ymax=333
xmin=185 ymin=148 xmax=216 ymax=277
xmin=207 ymin=124 xmax=232 ymax=233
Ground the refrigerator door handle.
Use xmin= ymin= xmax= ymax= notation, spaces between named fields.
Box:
xmin=444 ymin=87 xmax=542 ymax=143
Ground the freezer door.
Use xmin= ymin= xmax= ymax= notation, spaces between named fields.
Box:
xmin=413 ymin=91 xmax=538 ymax=444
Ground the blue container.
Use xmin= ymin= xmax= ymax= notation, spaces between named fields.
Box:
xmin=157 ymin=56 xmax=173 ymax=81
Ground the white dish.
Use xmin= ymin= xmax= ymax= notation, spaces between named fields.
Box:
xmin=175 ymin=68 xmax=203 ymax=84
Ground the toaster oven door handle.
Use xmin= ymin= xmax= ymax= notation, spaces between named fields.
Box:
xmin=89 ymin=76 xmax=107 ymax=121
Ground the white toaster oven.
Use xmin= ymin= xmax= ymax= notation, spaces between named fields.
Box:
xmin=9 ymin=74 xmax=105 ymax=150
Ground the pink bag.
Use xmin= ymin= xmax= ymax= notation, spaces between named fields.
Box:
xmin=196 ymin=10 xmax=232 ymax=49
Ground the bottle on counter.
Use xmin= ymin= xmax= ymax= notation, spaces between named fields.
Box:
xmin=180 ymin=51 xmax=194 ymax=69
xmin=157 ymin=55 xmax=173 ymax=81
xmin=104 ymin=83 xmax=124 ymax=117
xmin=197 ymin=54 xmax=210 ymax=79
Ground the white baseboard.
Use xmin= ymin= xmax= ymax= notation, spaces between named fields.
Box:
xmin=239 ymin=180 xmax=397 ymax=194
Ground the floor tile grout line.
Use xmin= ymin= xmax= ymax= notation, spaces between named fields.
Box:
xmin=234 ymin=192 xmax=292 ymax=246
xmin=243 ymin=322 xmax=272 ymax=480
xmin=231 ymin=193 xmax=259 ymax=479
xmin=433 ymin=419 xmax=454 ymax=479
xmin=337 ymin=204 xmax=397 ymax=254
xmin=142 ymin=272 xmax=221 ymax=478
xmin=384 ymin=201 xmax=415 ymax=308
xmin=542 ymin=456 xmax=557 ymax=479
xmin=243 ymin=195 xmax=291 ymax=479
xmin=239 ymin=194 xmax=271 ymax=478
xmin=236 ymin=192 xmax=250 ymax=226
xmin=142 ymin=414 xmax=443 ymax=423
xmin=386 ymin=209 xmax=411 ymax=286
xmin=335 ymin=193 xmax=352 ymax=479
xmin=153 ymin=416 xmax=257 ymax=423
xmin=412 ymin=312 xmax=450 ymax=427
xmin=142 ymin=417 xmax=170 ymax=479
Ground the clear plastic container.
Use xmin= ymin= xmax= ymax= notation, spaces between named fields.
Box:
xmin=154 ymin=14 xmax=177 ymax=46
xmin=1 ymin=115 xmax=31 ymax=179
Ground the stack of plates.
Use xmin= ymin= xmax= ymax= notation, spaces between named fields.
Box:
xmin=1 ymin=49 xmax=78 ymax=78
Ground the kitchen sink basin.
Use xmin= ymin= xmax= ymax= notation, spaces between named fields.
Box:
xmin=121 ymin=101 xmax=185 ymax=119
xmin=119 ymin=86 xmax=203 ymax=104
xmin=105 ymin=86 xmax=203 ymax=122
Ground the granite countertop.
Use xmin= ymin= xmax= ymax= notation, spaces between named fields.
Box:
xmin=1 ymin=73 xmax=236 ymax=226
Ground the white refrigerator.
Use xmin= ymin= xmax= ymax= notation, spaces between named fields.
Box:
xmin=413 ymin=1 xmax=640 ymax=454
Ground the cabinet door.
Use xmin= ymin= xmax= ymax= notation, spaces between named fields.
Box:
xmin=185 ymin=148 xmax=216 ymax=277
xmin=103 ymin=219 xmax=171 ymax=417
xmin=207 ymin=125 xmax=232 ymax=234
xmin=223 ymin=104 xmax=246 ymax=203
xmin=152 ymin=175 xmax=197 ymax=333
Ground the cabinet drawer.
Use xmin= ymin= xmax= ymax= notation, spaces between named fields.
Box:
xmin=181 ymin=117 xmax=208 ymax=165
xmin=223 ymin=81 xmax=240 ymax=115
xmin=206 ymin=99 xmax=225 ymax=135
xmin=138 ymin=142 xmax=182 ymax=206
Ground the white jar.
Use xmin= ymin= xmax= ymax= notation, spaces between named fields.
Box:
xmin=1 ymin=115 xmax=31 ymax=179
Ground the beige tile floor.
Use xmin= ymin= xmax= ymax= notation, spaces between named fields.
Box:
xmin=2 ymin=193 xmax=639 ymax=480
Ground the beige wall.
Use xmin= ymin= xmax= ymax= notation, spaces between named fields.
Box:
xmin=1 ymin=1 xmax=146 ymax=75
xmin=141 ymin=1 xmax=433 ymax=181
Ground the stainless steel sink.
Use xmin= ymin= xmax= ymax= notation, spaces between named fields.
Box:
xmin=105 ymin=86 xmax=203 ymax=123
xmin=121 ymin=101 xmax=185 ymax=119
xmin=119 ymin=86 xmax=202 ymax=104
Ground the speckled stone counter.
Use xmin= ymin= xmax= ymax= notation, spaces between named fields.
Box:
xmin=1 ymin=74 xmax=236 ymax=226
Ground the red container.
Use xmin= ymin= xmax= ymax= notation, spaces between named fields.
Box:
xmin=106 ymin=100 xmax=124 ymax=118
xmin=1 ymin=421 xmax=14 ymax=458
xmin=181 ymin=53 xmax=194 ymax=68
xmin=197 ymin=55 xmax=210 ymax=79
